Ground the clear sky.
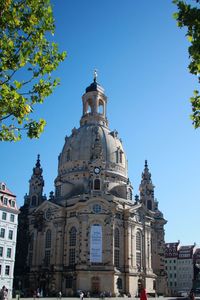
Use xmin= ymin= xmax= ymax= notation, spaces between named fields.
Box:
xmin=1 ymin=0 xmax=199 ymax=246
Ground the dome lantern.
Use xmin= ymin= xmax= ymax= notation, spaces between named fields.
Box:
xmin=80 ymin=72 xmax=108 ymax=127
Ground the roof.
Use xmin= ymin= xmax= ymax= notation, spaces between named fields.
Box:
xmin=85 ymin=79 xmax=104 ymax=93
xmin=0 ymin=182 xmax=16 ymax=197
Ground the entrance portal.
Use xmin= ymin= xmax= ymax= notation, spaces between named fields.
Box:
xmin=91 ymin=276 xmax=100 ymax=295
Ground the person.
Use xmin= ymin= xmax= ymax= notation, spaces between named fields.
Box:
xmin=80 ymin=291 xmax=84 ymax=300
xmin=36 ymin=288 xmax=40 ymax=298
xmin=189 ymin=289 xmax=195 ymax=300
xmin=58 ymin=291 xmax=62 ymax=299
xmin=140 ymin=285 xmax=148 ymax=300
xmin=0 ymin=287 xmax=8 ymax=300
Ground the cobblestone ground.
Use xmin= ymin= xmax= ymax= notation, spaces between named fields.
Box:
xmin=10 ymin=297 xmax=200 ymax=300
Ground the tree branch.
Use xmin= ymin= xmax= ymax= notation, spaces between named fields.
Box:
xmin=0 ymin=113 xmax=12 ymax=122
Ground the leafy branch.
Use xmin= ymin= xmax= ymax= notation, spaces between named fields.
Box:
xmin=0 ymin=0 xmax=66 ymax=141
xmin=173 ymin=0 xmax=200 ymax=128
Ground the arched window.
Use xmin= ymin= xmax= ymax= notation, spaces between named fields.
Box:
xmin=30 ymin=233 xmax=34 ymax=251
xmin=136 ymin=231 xmax=142 ymax=270
xmin=31 ymin=195 xmax=37 ymax=206
xmin=86 ymin=99 xmax=93 ymax=114
xmin=114 ymin=228 xmax=120 ymax=248
xmin=114 ymin=228 xmax=120 ymax=268
xmin=69 ymin=227 xmax=77 ymax=266
xmin=45 ymin=229 xmax=51 ymax=249
xmin=69 ymin=227 xmax=77 ymax=247
xmin=94 ymin=179 xmax=100 ymax=190
xmin=147 ymin=200 xmax=152 ymax=210
xmin=98 ymin=100 xmax=104 ymax=114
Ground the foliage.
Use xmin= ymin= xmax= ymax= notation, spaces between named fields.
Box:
xmin=173 ymin=0 xmax=200 ymax=128
xmin=0 ymin=0 xmax=66 ymax=141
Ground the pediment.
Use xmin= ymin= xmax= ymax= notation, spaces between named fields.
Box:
xmin=33 ymin=200 xmax=61 ymax=213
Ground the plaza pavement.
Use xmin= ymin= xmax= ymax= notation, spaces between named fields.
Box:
xmin=10 ymin=297 xmax=200 ymax=300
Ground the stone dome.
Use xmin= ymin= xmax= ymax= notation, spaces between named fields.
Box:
xmin=58 ymin=124 xmax=127 ymax=177
xmin=55 ymin=77 xmax=131 ymax=200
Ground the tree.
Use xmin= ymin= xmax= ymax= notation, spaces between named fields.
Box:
xmin=173 ymin=0 xmax=200 ymax=128
xmin=0 ymin=0 xmax=66 ymax=141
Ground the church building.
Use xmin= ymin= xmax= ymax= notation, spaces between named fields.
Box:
xmin=14 ymin=75 xmax=167 ymax=296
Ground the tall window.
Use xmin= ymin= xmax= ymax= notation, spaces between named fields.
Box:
xmin=114 ymin=228 xmax=120 ymax=248
xmin=114 ymin=228 xmax=120 ymax=268
xmin=0 ymin=247 xmax=3 ymax=257
xmin=44 ymin=230 xmax=51 ymax=267
xmin=7 ymin=248 xmax=11 ymax=258
xmin=44 ymin=250 xmax=51 ymax=266
xmin=45 ymin=230 xmax=51 ymax=249
xmin=2 ymin=212 xmax=7 ymax=220
xmin=69 ymin=248 xmax=76 ymax=266
xmin=0 ymin=228 xmax=5 ymax=238
xmin=69 ymin=227 xmax=77 ymax=266
xmin=136 ymin=231 xmax=142 ymax=270
xmin=8 ymin=230 xmax=13 ymax=240
xmin=10 ymin=214 xmax=15 ymax=222
xmin=5 ymin=265 xmax=10 ymax=275
xmin=69 ymin=227 xmax=77 ymax=247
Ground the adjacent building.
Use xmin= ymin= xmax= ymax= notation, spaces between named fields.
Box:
xmin=177 ymin=245 xmax=195 ymax=293
xmin=165 ymin=242 xmax=198 ymax=296
xmin=0 ymin=182 xmax=19 ymax=298
xmin=165 ymin=242 xmax=180 ymax=296
xmin=15 ymin=76 xmax=167 ymax=297
xmin=193 ymin=248 xmax=200 ymax=291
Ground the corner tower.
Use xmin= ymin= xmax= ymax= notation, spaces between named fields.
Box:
xmin=139 ymin=160 xmax=156 ymax=211
xmin=25 ymin=155 xmax=46 ymax=207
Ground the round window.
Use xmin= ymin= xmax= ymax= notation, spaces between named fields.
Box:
xmin=93 ymin=204 xmax=101 ymax=213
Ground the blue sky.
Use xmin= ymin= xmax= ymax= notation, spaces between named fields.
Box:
xmin=1 ymin=0 xmax=199 ymax=246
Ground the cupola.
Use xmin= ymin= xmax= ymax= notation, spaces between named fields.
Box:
xmin=80 ymin=71 xmax=108 ymax=127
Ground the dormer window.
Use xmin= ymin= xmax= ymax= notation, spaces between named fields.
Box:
xmin=3 ymin=198 xmax=8 ymax=206
xmin=116 ymin=148 xmax=123 ymax=163
xmin=1 ymin=184 xmax=5 ymax=191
